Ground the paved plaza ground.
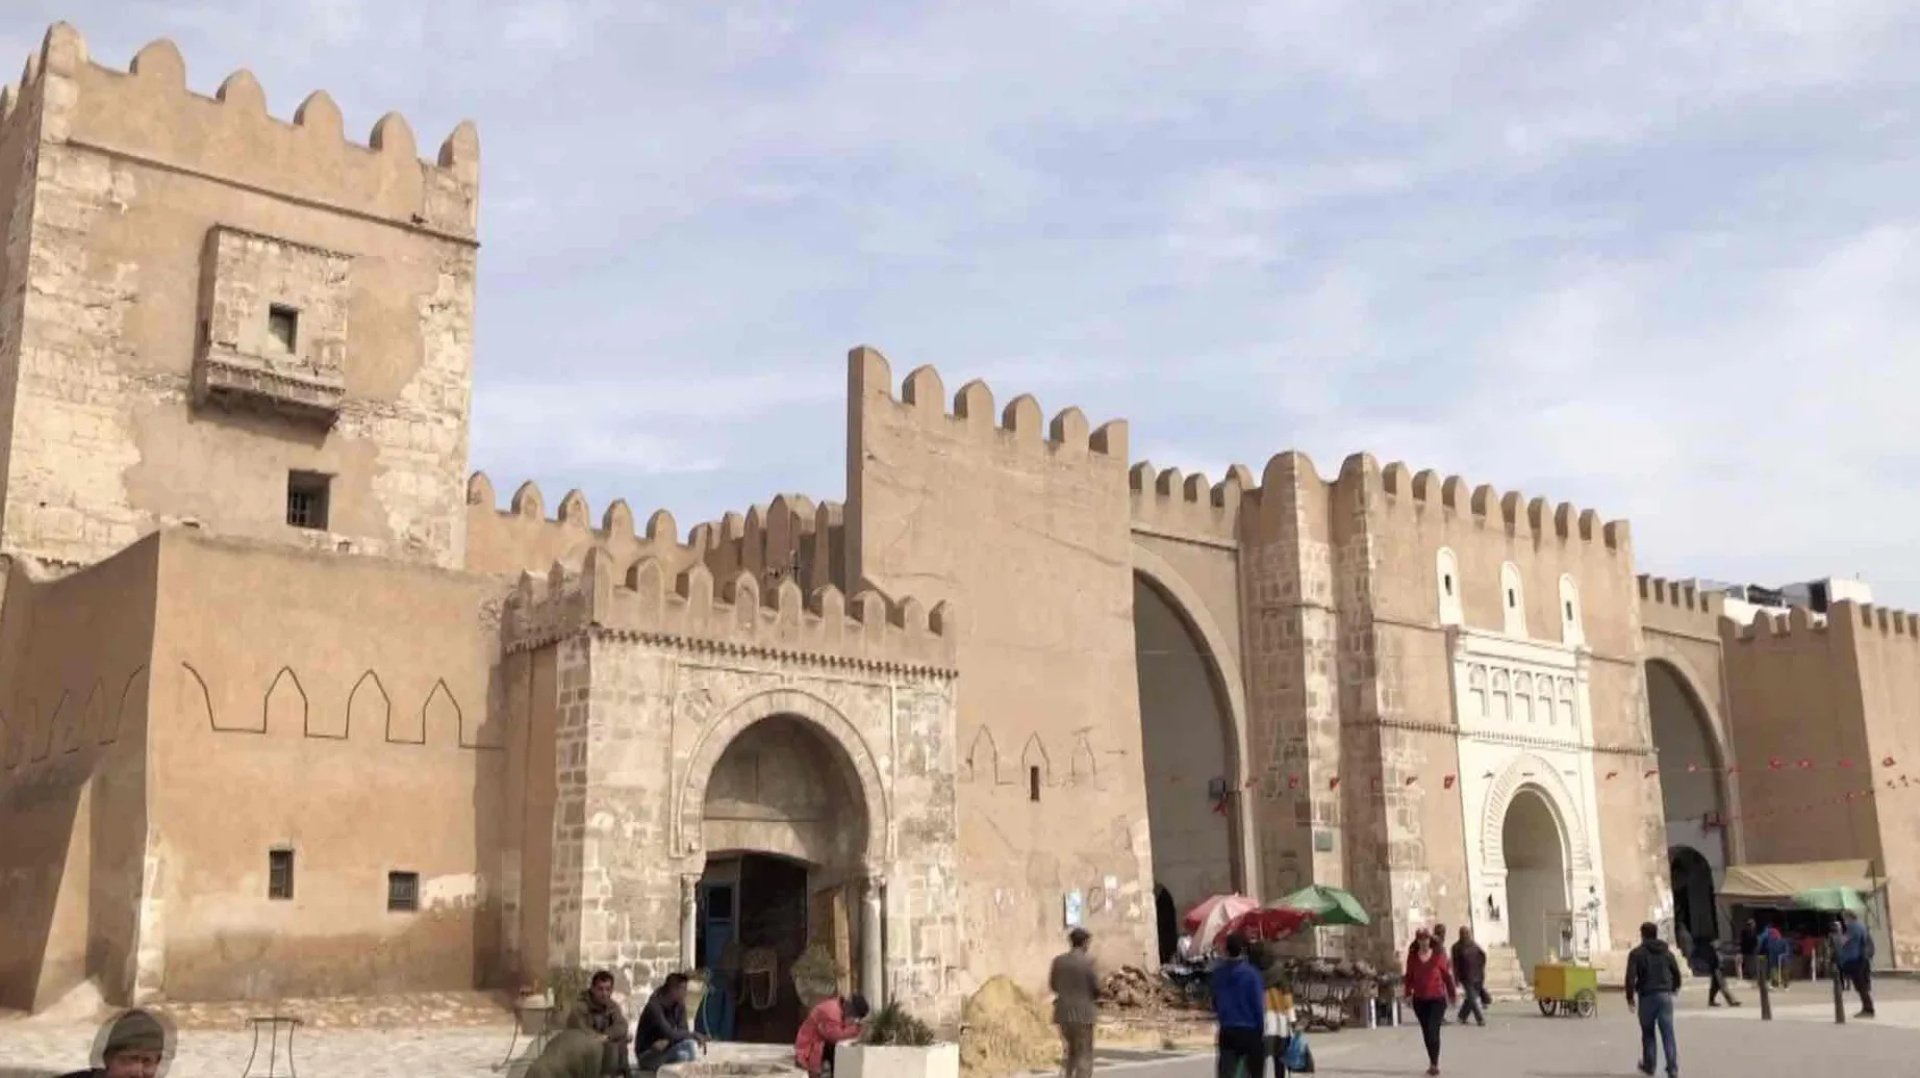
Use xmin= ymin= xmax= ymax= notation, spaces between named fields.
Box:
xmin=2 ymin=979 xmax=1917 ymax=1078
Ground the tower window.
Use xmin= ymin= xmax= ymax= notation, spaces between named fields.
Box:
xmin=268 ymin=305 xmax=300 ymax=353
xmin=268 ymin=848 xmax=294 ymax=900
xmin=1444 ymin=574 xmax=1454 ymax=597
xmin=1029 ymin=766 xmax=1042 ymax=802
xmin=387 ymin=871 xmax=420 ymax=912
xmin=1565 ymin=601 xmax=1575 ymax=620
xmin=287 ymin=471 xmax=331 ymax=530
xmin=1507 ymin=588 xmax=1517 ymax=608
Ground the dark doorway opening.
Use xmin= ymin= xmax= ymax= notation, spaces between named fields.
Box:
xmin=698 ymin=853 xmax=812 ymax=1044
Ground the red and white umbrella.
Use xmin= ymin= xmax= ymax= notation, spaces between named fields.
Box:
xmin=1182 ymin=894 xmax=1259 ymax=950
xmin=1213 ymin=907 xmax=1315 ymax=951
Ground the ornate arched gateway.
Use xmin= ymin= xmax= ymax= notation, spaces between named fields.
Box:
xmin=502 ymin=553 xmax=963 ymax=1028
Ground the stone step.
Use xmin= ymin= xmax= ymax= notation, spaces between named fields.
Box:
xmin=1482 ymin=945 xmax=1528 ymax=992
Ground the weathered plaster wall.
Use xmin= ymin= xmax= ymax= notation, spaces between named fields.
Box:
xmin=1841 ymin=605 xmax=1920 ymax=968
xmin=845 ymin=346 xmax=1156 ymax=986
xmin=0 ymin=27 xmax=478 ymax=572
xmin=144 ymin=530 xmax=509 ymax=1001
xmin=0 ymin=66 xmax=46 ymax=528
xmin=0 ymin=538 xmax=158 ymax=1011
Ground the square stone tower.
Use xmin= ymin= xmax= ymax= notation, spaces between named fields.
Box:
xmin=0 ymin=25 xmax=479 ymax=572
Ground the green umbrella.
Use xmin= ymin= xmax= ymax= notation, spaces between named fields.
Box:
xmin=1276 ymin=884 xmax=1371 ymax=926
xmin=1790 ymin=887 xmax=1867 ymax=915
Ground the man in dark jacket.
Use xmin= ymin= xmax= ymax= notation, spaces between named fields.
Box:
xmin=1050 ymin=928 xmax=1101 ymax=1078
xmin=1450 ymin=926 xmax=1488 ymax=1026
xmin=1625 ymin=923 xmax=1683 ymax=1078
xmin=57 ymin=1008 xmax=170 ymax=1078
xmin=563 ymin=970 xmax=634 ymax=1075
xmin=635 ymin=972 xmax=708 ymax=1072
xmin=1211 ymin=932 xmax=1266 ymax=1078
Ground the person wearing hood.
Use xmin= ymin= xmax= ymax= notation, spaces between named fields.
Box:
xmin=562 ymin=970 xmax=633 ymax=1075
xmin=528 ymin=1030 xmax=614 ymax=1078
xmin=57 ymin=1008 xmax=170 ymax=1078
xmin=1624 ymin=922 xmax=1683 ymax=1078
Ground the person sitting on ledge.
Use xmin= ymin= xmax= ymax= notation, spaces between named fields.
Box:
xmin=635 ymin=972 xmax=710 ymax=1072
xmin=57 ymin=1008 xmax=169 ymax=1078
xmin=795 ymin=992 xmax=870 ymax=1078
xmin=563 ymin=969 xmax=634 ymax=1076
xmin=527 ymin=1029 xmax=611 ymax=1078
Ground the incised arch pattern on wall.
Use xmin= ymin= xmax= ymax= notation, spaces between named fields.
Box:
xmin=1481 ymin=752 xmax=1592 ymax=877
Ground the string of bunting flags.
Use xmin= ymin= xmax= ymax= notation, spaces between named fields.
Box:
xmin=1205 ymin=754 xmax=1908 ymax=828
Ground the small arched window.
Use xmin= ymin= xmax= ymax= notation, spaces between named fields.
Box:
xmin=1559 ymin=574 xmax=1583 ymax=646
xmin=1491 ymin=670 xmax=1511 ymax=722
xmin=1468 ymin=665 xmax=1488 ymax=718
xmin=1436 ymin=548 xmax=1463 ymax=626
xmin=1501 ymin=562 xmax=1527 ymax=637
xmin=1514 ymin=673 xmax=1534 ymax=721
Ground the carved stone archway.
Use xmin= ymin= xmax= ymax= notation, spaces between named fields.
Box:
xmin=1482 ymin=754 xmax=1591 ymax=876
xmin=674 ymin=686 xmax=891 ymax=870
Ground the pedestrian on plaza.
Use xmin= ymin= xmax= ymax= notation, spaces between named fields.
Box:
xmin=1050 ymin=928 xmax=1101 ymax=1078
xmin=1759 ymin=923 xmax=1791 ymax=989
xmin=634 ymin=972 xmax=709 ymax=1071
xmin=795 ymin=993 xmax=869 ymax=1078
xmin=1690 ymin=933 xmax=1739 ymax=1008
xmin=1738 ymin=918 xmax=1758 ymax=982
xmin=563 ymin=970 xmax=634 ymax=1076
xmin=1402 ymin=929 xmax=1456 ymax=1077
xmin=1449 ymin=927 xmax=1488 ymax=1027
xmin=1625 ymin=922 xmax=1683 ymax=1078
xmin=1253 ymin=944 xmax=1299 ymax=1077
xmin=1839 ymin=910 xmax=1877 ymax=1019
xmin=1430 ymin=924 xmax=1452 ymax=1024
xmin=1210 ymin=932 xmax=1267 ymax=1078
xmin=528 ymin=1030 xmax=610 ymax=1078
xmin=57 ymin=1008 xmax=171 ymax=1078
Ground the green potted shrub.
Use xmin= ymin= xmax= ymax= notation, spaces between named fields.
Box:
xmin=837 ymin=1002 xmax=957 ymax=1078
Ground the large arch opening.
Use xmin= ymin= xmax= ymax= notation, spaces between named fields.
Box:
xmin=1502 ymin=788 xmax=1570 ymax=974
xmin=1133 ymin=572 xmax=1242 ymax=962
xmin=1646 ymin=660 xmax=1728 ymax=941
xmin=696 ymin=714 xmax=869 ymax=1045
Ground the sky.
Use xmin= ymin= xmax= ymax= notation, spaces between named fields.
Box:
xmin=6 ymin=2 xmax=1919 ymax=603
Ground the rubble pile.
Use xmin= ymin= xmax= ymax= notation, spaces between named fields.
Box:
xmin=1096 ymin=966 xmax=1191 ymax=1011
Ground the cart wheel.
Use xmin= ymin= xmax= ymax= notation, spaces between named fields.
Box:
xmin=1574 ymin=990 xmax=1597 ymax=1018
xmin=1537 ymin=999 xmax=1555 ymax=1017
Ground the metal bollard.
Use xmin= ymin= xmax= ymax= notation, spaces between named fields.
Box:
xmin=1833 ymin=958 xmax=1847 ymax=1025
xmin=1757 ymin=957 xmax=1772 ymax=1021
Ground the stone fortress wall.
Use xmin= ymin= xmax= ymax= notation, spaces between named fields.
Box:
xmin=5 ymin=18 xmax=1920 ymax=1021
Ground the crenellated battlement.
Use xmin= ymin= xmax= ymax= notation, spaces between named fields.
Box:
xmin=1723 ymin=605 xmax=1825 ymax=643
xmin=464 ymin=473 xmax=704 ymax=575
xmin=1128 ymin=461 xmax=1253 ymax=542
xmin=11 ymin=23 xmax=478 ymax=238
xmin=698 ymin=495 xmax=848 ymax=595
xmin=1335 ymin=452 xmax=1632 ymax=551
xmin=848 ymin=346 xmax=1129 ymax=460
xmin=1844 ymin=600 xmax=1920 ymax=640
xmin=505 ymin=548 xmax=956 ymax=674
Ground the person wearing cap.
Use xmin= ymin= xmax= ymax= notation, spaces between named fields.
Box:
xmin=58 ymin=1008 xmax=169 ymax=1078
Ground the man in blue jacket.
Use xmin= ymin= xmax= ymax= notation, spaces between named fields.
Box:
xmin=1839 ymin=911 xmax=1876 ymax=1018
xmin=1211 ymin=932 xmax=1266 ymax=1078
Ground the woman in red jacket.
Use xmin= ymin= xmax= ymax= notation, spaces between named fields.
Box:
xmin=1403 ymin=930 xmax=1457 ymax=1076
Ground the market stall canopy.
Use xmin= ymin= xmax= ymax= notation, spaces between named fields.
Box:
xmin=1790 ymin=887 xmax=1868 ymax=915
xmin=1718 ymin=860 xmax=1878 ymax=904
xmin=1276 ymin=884 xmax=1370 ymax=927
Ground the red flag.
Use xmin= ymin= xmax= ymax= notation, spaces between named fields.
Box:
xmin=1329 ymin=776 xmax=1341 ymax=790
xmin=1883 ymin=756 xmax=1898 ymax=768
xmin=1287 ymin=774 xmax=1300 ymax=790
xmin=1443 ymin=774 xmax=1457 ymax=790
xmin=1212 ymin=798 xmax=1228 ymax=817
xmin=1769 ymin=757 xmax=1784 ymax=770
xmin=1797 ymin=759 xmax=1814 ymax=770
xmin=1839 ymin=760 xmax=1855 ymax=769
xmin=1404 ymin=776 xmax=1419 ymax=787
xmin=1605 ymin=771 xmax=1619 ymax=781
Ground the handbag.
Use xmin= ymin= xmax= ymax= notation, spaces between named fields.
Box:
xmin=1285 ymin=1032 xmax=1314 ymax=1074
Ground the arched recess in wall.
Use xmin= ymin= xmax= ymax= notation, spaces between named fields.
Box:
xmin=1131 ymin=543 xmax=1255 ymax=936
xmin=1500 ymin=562 xmax=1527 ymax=637
xmin=1646 ymin=658 xmax=1732 ymax=877
xmin=1436 ymin=548 xmax=1463 ymax=626
xmin=1559 ymin=575 xmax=1583 ymax=646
